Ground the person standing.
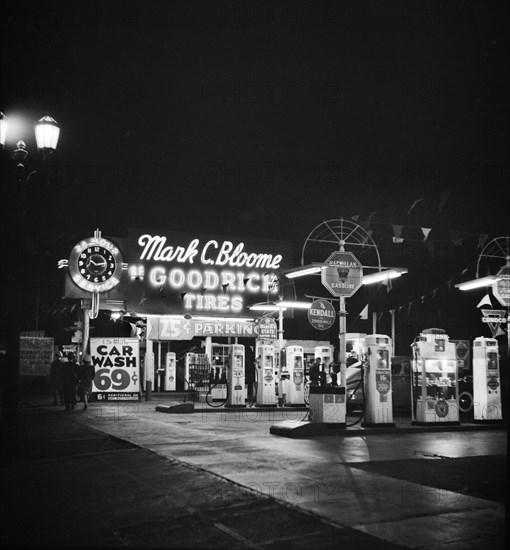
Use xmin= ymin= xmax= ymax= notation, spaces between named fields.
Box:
xmin=61 ymin=352 xmax=79 ymax=412
xmin=77 ymin=354 xmax=95 ymax=410
xmin=50 ymin=351 xmax=64 ymax=406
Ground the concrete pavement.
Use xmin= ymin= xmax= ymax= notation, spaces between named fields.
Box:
xmin=1 ymin=393 xmax=507 ymax=549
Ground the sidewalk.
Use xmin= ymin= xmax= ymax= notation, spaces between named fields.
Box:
xmin=0 ymin=398 xmax=403 ymax=549
xmin=1 ymin=394 xmax=507 ymax=549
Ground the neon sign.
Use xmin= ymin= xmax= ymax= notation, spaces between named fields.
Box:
xmin=138 ymin=234 xmax=282 ymax=269
xmin=129 ymin=232 xmax=286 ymax=315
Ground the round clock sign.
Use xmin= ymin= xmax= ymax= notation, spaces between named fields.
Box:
xmin=69 ymin=235 xmax=123 ymax=292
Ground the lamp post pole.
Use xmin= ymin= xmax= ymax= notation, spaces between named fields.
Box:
xmin=0 ymin=112 xmax=60 ymax=458
xmin=338 ymin=296 xmax=347 ymax=388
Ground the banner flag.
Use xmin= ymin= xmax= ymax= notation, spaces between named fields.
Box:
xmin=408 ymin=198 xmax=423 ymax=215
xmin=438 ymin=190 xmax=450 ymax=213
xmin=476 ymin=294 xmax=492 ymax=308
xmin=360 ymin=305 xmax=368 ymax=319
xmin=477 ymin=234 xmax=489 ymax=250
xmin=424 ymin=240 xmax=435 ymax=258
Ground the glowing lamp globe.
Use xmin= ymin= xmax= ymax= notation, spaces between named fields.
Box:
xmin=35 ymin=115 xmax=60 ymax=152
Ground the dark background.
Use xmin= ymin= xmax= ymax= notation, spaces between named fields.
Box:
xmin=1 ymin=0 xmax=509 ymax=354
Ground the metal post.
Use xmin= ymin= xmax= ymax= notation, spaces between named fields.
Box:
xmin=82 ymin=302 xmax=90 ymax=358
xmin=372 ymin=311 xmax=377 ymax=334
xmin=507 ymin=309 xmax=510 ymax=359
xmin=339 ymin=296 xmax=347 ymax=387
xmin=278 ymin=306 xmax=284 ymax=398
xmin=157 ymin=340 xmax=162 ymax=392
xmin=391 ymin=309 xmax=395 ymax=352
xmin=145 ymin=323 xmax=153 ymax=401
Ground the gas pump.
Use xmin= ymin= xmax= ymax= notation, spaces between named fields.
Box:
xmin=473 ymin=337 xmax=502 ymax=422
xmin=363 ymin=335 xmax=394 ymax=427
xmin=255 ymin=343 xmax=277 ymax=406
xmin=184 ymin=352 xmax=192 ymax=390
xmin=314 ymin=346 xmax=334 ymax=385
xmin=284 ymin=346 xmax=305 ymax=406
xmin=163 ymin=352 xmax=176 ymax=391
xmin=226 ymin=344 xmax=246 ymax=407
xmin=411 ymin=328 xmax=459 ymax=425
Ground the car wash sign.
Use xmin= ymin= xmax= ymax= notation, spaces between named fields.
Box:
xmin=90 ymin=338 xmax=141 ymax=401
xmin=125 ymin=229 xmax=291 ymax=317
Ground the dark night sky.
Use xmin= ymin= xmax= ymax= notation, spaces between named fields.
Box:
xmin=2 ymin=0 xmax=508 ymax=237
xmin=1 ymin=0 xmax=509 ymax=344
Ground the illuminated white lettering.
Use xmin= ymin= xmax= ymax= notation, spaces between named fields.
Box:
xmin=216 ymin=241 xmax=233 ymax=265
xmin=169 ymin=268 xmax=185 ymax=287
xmin=231 ymin=295 xmax=243 ymax=312
xmin=245 ymin=272 xmax=260 ymax=292
xmin=204 ymin=295 xmax=216 ymax=309
xmin=201 ymin=240 xmax=218 ymax=265
xmin=221 ymin=271 xmax=236 ymax=290
xmin=188 ymin=270 xmax=202 ymax=289
xmin=137 ymin=234 xmax=282 ymax=269
xmin=262 ymin=274 xmax=278 ymax=294
xmin=178 ymin=238 xmax=199 ymax=263
xmin=204 ymin=270 xmax=219 ymax=289
xmin=138 ymin=234 xmax=199 ymax=263
xmin=229 ymin=243 xmax=244 ymax=266
xmin=150 ymin=267 xmax=167 ymax=286
xmin=183 ymin=294 xmax=195 ymax=308
xmin=217 ymin=295 xmax=229 ymax=310
xmin=138 ymin=234 xmax=166 ymax=260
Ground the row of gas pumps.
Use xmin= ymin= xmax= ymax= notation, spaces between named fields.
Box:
xmin=158 ymin=330 xmax=503 ymax=424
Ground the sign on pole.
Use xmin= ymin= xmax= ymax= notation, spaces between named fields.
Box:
xmin=91 ymin=337 xmax=141 ymax=401
xmin=19 ymin=336 xmax=54 ymax=376
xmin=321 ymin=251 xmax=363 ymax=297
xmin=257 ymin=317 xmax=278 ymax=340
xmin=493 ymin=266 xmax=510 ymax=307
xmin=308 ymin=299 xmax=336 ymax=330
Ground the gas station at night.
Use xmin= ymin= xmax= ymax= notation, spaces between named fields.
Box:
xmin=30 ymin=221 xmax=507 ymax=434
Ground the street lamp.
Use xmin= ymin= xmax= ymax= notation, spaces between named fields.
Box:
xmin=0 ymin=111 xmax=60 ymax=458
xmin=0 ymin=112 xmax=60 ymax=153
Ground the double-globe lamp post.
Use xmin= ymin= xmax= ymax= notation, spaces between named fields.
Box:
xmin=0 ymin=111 xmax=60 ymax=457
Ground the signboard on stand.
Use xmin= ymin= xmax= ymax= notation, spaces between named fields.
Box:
xmin=308 ymin=299 xmax=336 ymax=330
xmin=493 ymin=266 xmax=510 ymax=307
xmin=481 ymin=309 xmax=507 ymax=338
xmin=90 ymin=337 xmax=141 ymax=401
xmin=19 ymin=336 xmax=54 ymax=376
